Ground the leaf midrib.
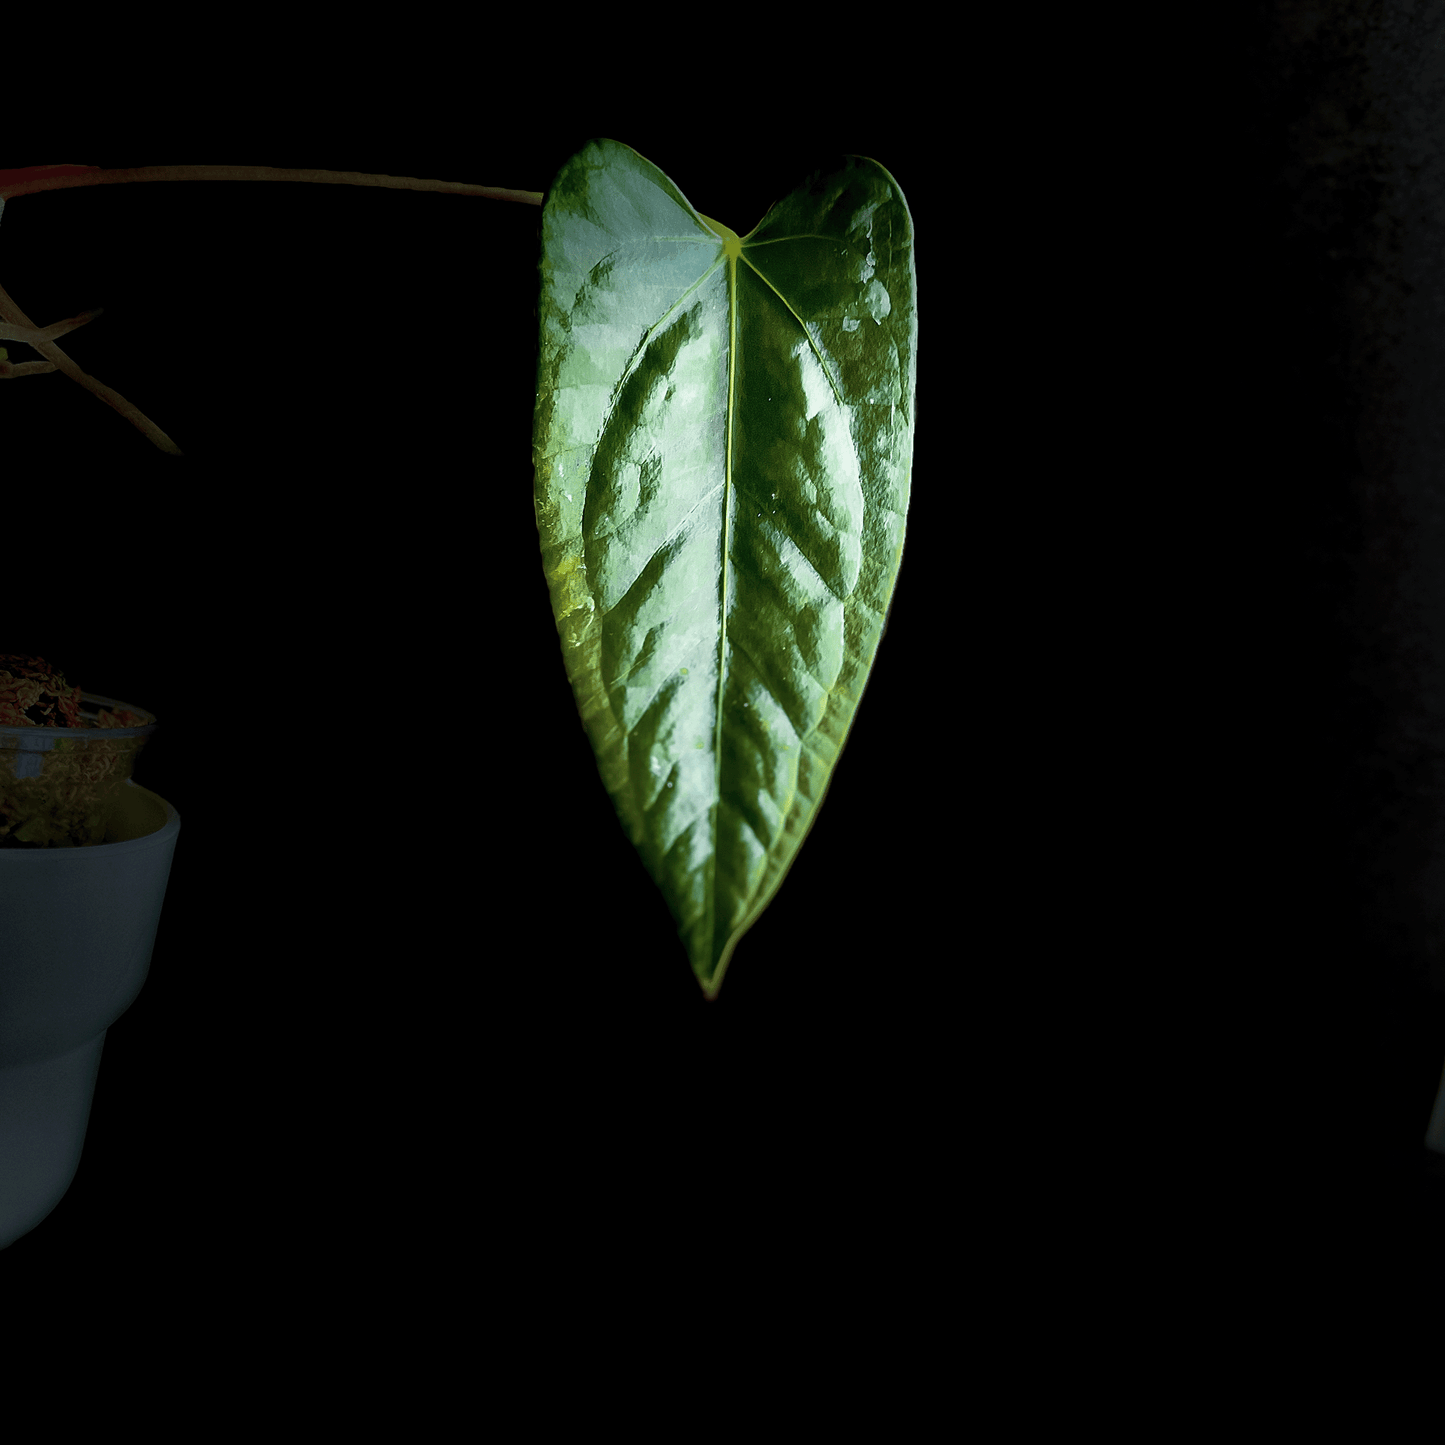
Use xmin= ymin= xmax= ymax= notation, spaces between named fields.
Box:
xmin=711 ymin=239 xmax=738 ymax=967
xmin=600 ymin=221 xmax=857 ymax=966
xmin=704 ymin=229 xmax=853 ymax=965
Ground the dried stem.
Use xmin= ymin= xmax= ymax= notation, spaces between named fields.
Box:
xmin=0 ymin=165 xmax=544 ymax=454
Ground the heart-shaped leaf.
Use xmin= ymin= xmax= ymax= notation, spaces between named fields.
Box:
xmin=532 ymin=138 xmax=918 ymax=998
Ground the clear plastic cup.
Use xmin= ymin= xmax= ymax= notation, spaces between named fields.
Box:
xmin=0 ymin=693 xmax=158 ymax=849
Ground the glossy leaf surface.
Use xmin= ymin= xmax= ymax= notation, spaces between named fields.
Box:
xmin=532 ymin=139 xmax=917 ymax=998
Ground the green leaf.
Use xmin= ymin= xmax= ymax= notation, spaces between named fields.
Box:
xmin=532 ymin=139 xmax=918 ymax=999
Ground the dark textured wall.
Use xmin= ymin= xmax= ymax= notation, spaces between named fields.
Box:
xmin=1360 ymin=6 xmax=1445 ymax=995
xmin=1255 ymin=3 xmax=1445 ymax=1000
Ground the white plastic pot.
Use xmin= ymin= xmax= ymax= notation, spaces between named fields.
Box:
xmin=0 ymin=779 xmax=181 ymax=1248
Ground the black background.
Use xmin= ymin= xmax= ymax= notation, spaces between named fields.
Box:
xmin=4 ymin=10 xmax=1443 ymax=1308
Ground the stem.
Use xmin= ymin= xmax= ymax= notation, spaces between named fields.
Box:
xmin=0 ymin=165 xmax=544 ymax=454
xmin=0 ymin=281 xmax=183 ymax=452
xmin=0 ymin=164 xmax=544 ymax=205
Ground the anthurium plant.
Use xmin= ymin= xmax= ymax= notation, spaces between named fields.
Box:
xmin=0 ymin=145 xmax=918 ymax=997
